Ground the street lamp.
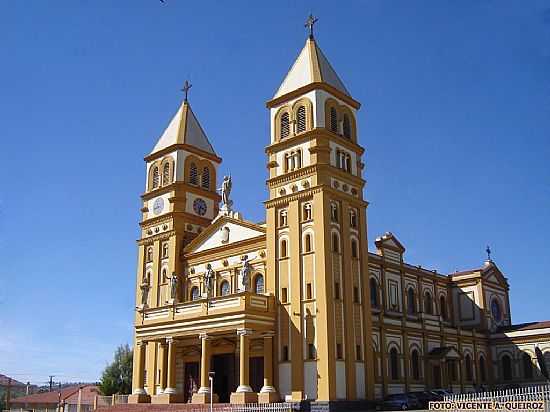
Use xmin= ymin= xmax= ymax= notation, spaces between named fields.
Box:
xmin=208 ymin=371 xmax=215 ymax=412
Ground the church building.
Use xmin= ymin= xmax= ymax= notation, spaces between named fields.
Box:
xmin=129 ymin=21 xmax=550 ymax=410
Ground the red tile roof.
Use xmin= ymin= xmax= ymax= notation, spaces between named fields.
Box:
xmin=11 ymin=385 xmax=100 ymax=406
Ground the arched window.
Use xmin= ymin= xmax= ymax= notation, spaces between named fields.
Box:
xmin=304 ymin=234 xmax=312 ymax=253
xmin=491 ymin=298 xmax=502 ymax=322
xmin=296 ymin=106 xmax=306 ymax=134
xmin=303 ymin=203 xmax=312 ymax=221
xmin=162 ymin=162 xmax=170 ymax=185
xmin=440 ymin=295 xmax=447 ymax=320
xmin=349 ymin=209 xmax=357 ymax=228
xmin=332 ymin=233 xmax=340 ymax=253
xmin=351 ymin=240 xmax=358 ymax=258
xmin=411 ymin=349 xmax=420 ymax=380
xmin=407 ymin=288 xmax=416 ymax=315
xmin=370 ymin=278 xmax=378 ymax=308
xmin=280 ymin=112 xmax=290 ymax=139
xmin=479 ymin=356 xmax=487 ymax=382
xmin=280 ymin=240 xmax=287 ymax=258
xmin=279 ymin=210 xmax=288 ymax=227
xmin=330 ymin=107 xmax=338 ymax=133
xmin=146 ymin=247 xmax=153 ymax=262
xmin=201 ymin=167 xmax=210 ymax=190
xmin=220 ymin=280 xmax=230 ymax=296
xmin=190 ymin=286 xmax=200 ymax=301
xmin=424 ymin=291 xmax=433 ymax=315
xmin=522 ymin=352 xmax=533 ymax=379
xmin=502 ymin=354 xmax=512 ymax=381
xmin=161 ymin=268 xmax=167 ymax=283
xmin=162 ymin=242 xmax=169 ymax=258
xmin=343 ymin=114 xmax=351 ymax=138
xmin=254 ymin=274 xmax=264 ymax=294
xmin=189 ymin=163 xmax=198 ymax=185
xmin=330 ymin=203 xmax=339 ymax=222
xmin=389 ymin=348 xmax=400 ymax=380
xmin=465 ymin=354 xmax=473 ymax=381
xmin=152 ymin=166 xmax=160 ymax=189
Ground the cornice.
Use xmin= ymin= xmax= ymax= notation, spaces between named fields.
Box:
xmin=137 ymin=230 xmax=176 ymax=245
xmin=141 ymin=182 xmax=221 ymax=202
xmin=185 ymin=237 xmax=267 ymax=265
xmin=266 ymin=82 xmax=361 ymax=110
xmin=140 ymin=211 xmax=213 ymax=227
xmin=264 ymin=186 xmax=322 ymax=209
xmin=266 ymin=165 xmax=316 ymax=187
xmin=144 ymin=143 xmax=222 ymax=164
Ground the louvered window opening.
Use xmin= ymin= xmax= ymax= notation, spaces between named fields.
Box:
xmin=281 ymin=112 xmax=290 ymax=139
xmin=296 ymin=106 xmax=306 ymax=134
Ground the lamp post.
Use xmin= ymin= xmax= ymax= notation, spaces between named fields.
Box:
xmin=208 ymin=371 xmax=215 ymax=412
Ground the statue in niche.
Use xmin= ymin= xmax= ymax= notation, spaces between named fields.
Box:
xmin=204 ymin=264 xmax=215 ymax=297
xmin=166 ymin=272 xmax=178 ymax=302
xmin=140 ymin=273 xmax=150 ymax=306
xmin=239 ymin=255 xmax=251 ymax=292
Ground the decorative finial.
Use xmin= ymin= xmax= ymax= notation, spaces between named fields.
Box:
xmin=305 ymin=14 xmax=318 ymax=39
xmin=486 ymin=245 xmax=492 ymax=261
xmin=181 ymin=80 xmax=192 ymax=102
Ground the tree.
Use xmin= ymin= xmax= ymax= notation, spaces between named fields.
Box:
xmin=99 ymin=344 xmax=133 ymax=395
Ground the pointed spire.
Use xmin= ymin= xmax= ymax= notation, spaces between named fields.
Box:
xmin=271 ymin=26 xmax=352 ymax=102
xmin=149 ymin=83 xmax=217 ymax=157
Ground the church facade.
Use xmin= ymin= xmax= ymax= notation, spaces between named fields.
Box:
xmin=129 ymin=29 xmax=550 ymax=408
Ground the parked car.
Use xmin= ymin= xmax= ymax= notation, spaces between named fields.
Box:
xmin=407 ymin=391 xmax=439 ymax=408
xmin=431 ymin=389 xmax=453 ymax=400
xmin=379 ymin=393 xmax=422 ymax=410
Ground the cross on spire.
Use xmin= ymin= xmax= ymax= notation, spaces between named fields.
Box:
xmin=305 ymin=14 xmax=318 ymax=39
xmin=486 ymin=245 xmax=492 ymax=261
xmin=181 ymin=80 xmax=192 ymax=102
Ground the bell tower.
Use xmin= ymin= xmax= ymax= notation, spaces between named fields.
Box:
xmin=264 ymin=21 xmax=375 ymax=402
xmin=133 ymin=84 xmax=221 ymax=397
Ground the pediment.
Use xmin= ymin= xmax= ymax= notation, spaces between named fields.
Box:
xmin=184 ymin=216 xmax=266 ymax=254
xmin=482 ymin=264 xmax=508 ymax=288
xmin=374 ymin=231 xmax=406 ymax=252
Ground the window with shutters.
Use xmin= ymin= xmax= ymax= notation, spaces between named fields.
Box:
xmin=343 ymin=114 xmax=351 ymax=138
xmin=330 ymin=107 xmax=338 ymax=133
xmin=201 ymin=167 xmax=210 ymax=189
xmin=280 ymin=112 xmax=290 ymax=139
xmin=296 ymin=105 xmax=306 ymax=134
xmin=152 ymin=167 xmax=160 ymax=189
xmin=189 ymin=163 xmax=198 ymax=185
xmin=162 ymin=162 xmax=170 ymax=185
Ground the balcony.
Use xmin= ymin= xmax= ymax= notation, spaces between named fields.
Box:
xmin=135 ymin=291 xmax=276 ymax=340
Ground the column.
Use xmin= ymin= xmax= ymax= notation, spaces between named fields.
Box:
xmin=231 ymin=328 xmax=258 ymax=404
xmin=152 ymin=337 xmax=184 ymax=403
xmin=164 ymin=338 xmax=176 ymax=394
xmin=129 ymin=341 xmax=150 ymax=403
xmin=258 ymin=333 xmax=279 ymax=403
xmin=192 ymin=333 xmax=219 ymax=404
xmin=158 ymin=341 xmax=167 ymax=393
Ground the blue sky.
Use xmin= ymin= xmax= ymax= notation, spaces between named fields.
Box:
xmin=1 ymin=1 xmax=549 ymax=385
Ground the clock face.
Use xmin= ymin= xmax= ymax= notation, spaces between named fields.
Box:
xmin=193 ymin=198 xmax=207 ymax=216
xmin=153 ymin=197 xmax=164 ymax=215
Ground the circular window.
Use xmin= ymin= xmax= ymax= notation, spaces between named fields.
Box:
xmin=491 ymin=299 xmax=502 ymax=322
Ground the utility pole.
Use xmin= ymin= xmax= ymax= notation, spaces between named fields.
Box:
xmin=49 ymin=376 xmax=55 ymax=392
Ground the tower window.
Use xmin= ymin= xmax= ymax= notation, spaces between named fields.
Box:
xmin=303 ymin=203 xmax=312 ymax=221
xmin=189 ymin=163 xmax=198 ymax=185
xmin=334 ymin=282 xmax=340 ymax=299
xmin=343 ymin=114 xmax=351 ymax=138
xmin=280 ymin=112 xmax=290 ymax=139
xmin=304 ymin=234 xmax=312 ymax=253
xmin=282 ymin=345 xmax=289 ymax=361
xmin=146 ymin=247 xmax=153 ymax=262
xmin=356 ymin=345 xmax=362 ymax=361
xmin=353 ymin=286 xmax=360 ymax=303
xmin=330 ymin=203 xmax=339 ymax=222
xmin=332 ymin=233 xmax=340 ymax=253
xmin=370 ymin=278 xmax=379 ymax=308
xmin=330 ymin=107 xmax=338 ymax=133
xmin=152 ymin=166 xmax=160 ymax=189
xmin=285 ymin=150 xmax=302 ymax=172
xmin=279 ymin=210 xmax=288 ymax=227
xmin=201 ymin=167 xmax=210 ymax=190
xmin=162 ymin=162 xmax=170 ymax=186
xmin=296 ymin=105 xmax=306 ymax=134
xmin=281 ymin=287 xmax=288 ymax=303
xmin=280 ymin=239 xmax=288 ymax=258
xmin=162 ymin=242 xmax=169 ymax=258
xmin=306 ymin=283 xmax=312 ymax=299
xmin=350 ymin=209 xmax=357 ymax=228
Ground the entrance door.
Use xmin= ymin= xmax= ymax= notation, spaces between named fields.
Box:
xmin=184 ymin=362 xmax=199 ymax=403
xmin=250 ymin=357 xmax=264 ymax=393
xmin=213 ymin=354 xmax=236 ymax=403
xmin=433 ymin=364 xmax=442 ymax=388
